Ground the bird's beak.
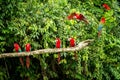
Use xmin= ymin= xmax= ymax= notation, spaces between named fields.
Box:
xmin=68 ymin=38 xmax=71 ymax=41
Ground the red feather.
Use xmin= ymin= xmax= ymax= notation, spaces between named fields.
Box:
xmin=19 ymin=57 xmax=24 ymax=67
xmin=98 ymin=30 xmax=102 ymax=38
xmin=68 ymin=12 xmax=88 ymax=24
xmin=56 ymin=38 xmax=61 ymax=63
xmin=77 ymin=14 xmax=88 ymax=24
xmin=67 ymin=12 xmax=77 ymax=20
xmin=103 ymin=3 xmax=110 ymax=10
xmin=69 ymin=38 xmax=77 ymax=60
xmin=14 ymin=43 xmax=20 ymax=52
xmin=14 ymin=43 xmax=24 ymax=66
xmin=26 ymin=56 xmax=30 ymax=69
xmin=57 ymin=53 xmax=61 ymax=63
xmin=56 ymin=38 xmax=61 ymax=48
xmin=25 ymin=43 xmax=31 ymax=69
xmin=73 ymin=13 xmax=80 ymax=19
xmin=97 ymin=17 xmax=105 ymax=38
xmin=100 ymin=17 xmax=106 ymax=24
xmin=69 ymin=38 xmax=75 ymax=47
xmin=25 ymin=43 xmax=31 ymax=52
xmin=76 ymin=14 xmax=85 ymax=20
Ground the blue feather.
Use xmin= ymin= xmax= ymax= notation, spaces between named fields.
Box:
xmin=98 ymin=24 xmax=103 ymax=31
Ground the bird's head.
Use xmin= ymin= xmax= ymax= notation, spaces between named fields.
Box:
xmin=14 ymin=43 xmax=20 ymax=49
xmin=100 ymin=17 xmax=105 ymax=24
xmin=68 ymin=37 xmax=74 ymax=41
xmin=14 ymin=43 xmax=20 ymax=52
xmin=56 ymin=38 xmax=61 ymax=43
xmin=25 ymin=43 xmax=31 ymax=48
xmin=55 ymin=38 xmax=61 ymax=48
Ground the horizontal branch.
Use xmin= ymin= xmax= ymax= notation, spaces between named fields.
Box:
xmin=0 ymin=39 xmax=94 ymax=58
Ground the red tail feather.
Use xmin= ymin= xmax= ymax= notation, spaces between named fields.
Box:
xmin=26 ymin=56 xmax=30 ymax=69
xmin=25 ymin=43 xmax=31 ymax=68
xmin=14 ymin=43 xmax=24 ymax=66
xmin=19 ymin=57 xmax=24 ymax=67
xmin=69 ymin=38 xmax=78 ymax=60
xmin=56 ymin=38 xmax=61 ymax=64
xmin=58 ymin=53 xmax=61 ymax=64
xmin=98 ymin=30 xmax=102 ymax=38
xmin=83 ymin=19 xmax=89 ymax=24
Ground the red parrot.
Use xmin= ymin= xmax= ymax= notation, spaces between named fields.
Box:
xmin=67 ymin=12 xmax=89 ymax=24
xmin=69 ymin=38 xmax=75 ymax=47
xmin=75 ymin=13 xmax=89 ymax=24
xmin=102 ymin=3 xmax=110 ymax=10
xmin=25 ymin=43 xmax=31 ymax=69
xmin=98 ymin=17 xmax=106 ymax=38
xmin=55 ymin=38 xmax=61 ymax=64
xmin=68 ymin=38 xmax=77 ymax=60
xmin=14 ymin=43 xmax=24 ymax=67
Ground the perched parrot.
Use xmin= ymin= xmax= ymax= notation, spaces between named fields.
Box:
xmin=68 ymin=38 xmax=77 ymax=60
xmin=69 ymin=38 xmax=75 ymax=47
xmin=97 ymin=17 xmax=106 ymax=38
xmin=25 ymin=43 xmax=31 ymax=69
xmin=14 ymin=43 xmax=24 ymax=67
xmin=67 ymin=12 xmax=89 ymax=24
xmin=102 ymin=3 xmax=110 ymax=10
xmin=55 ymin=38 xmax=61 ymax=64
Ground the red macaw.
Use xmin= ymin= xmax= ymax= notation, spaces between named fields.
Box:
xmin=75 ymin=13 xmax=89 ymax=24
xmin=68 ymin=38 xmax=75 ymax=47
xmin=68 ymin=38 xmax=77 ymax=60
xmin=55 ymin=38 xmax=61 ymax=64
xmin=98 ymin=17 xmax=106 ymax=38
xmin=102 ymin=3 xmax=110 ymax=10
xmin=25 ymin=43 xmax=31 ymax=69
xmin=67 ymin=12 xmax=89 ymax=24
xmin=14 ymin=43 xmax=24 ymax=67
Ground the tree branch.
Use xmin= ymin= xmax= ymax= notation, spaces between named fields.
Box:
xmin=0 ymin=39 xmax=94 ymax=58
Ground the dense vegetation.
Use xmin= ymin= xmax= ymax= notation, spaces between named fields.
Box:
xmin=0 ymin=0 xmax=120 ymax=80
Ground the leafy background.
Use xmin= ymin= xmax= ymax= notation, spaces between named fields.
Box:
xmin=0 ymin=0 xmax=120 ymax=80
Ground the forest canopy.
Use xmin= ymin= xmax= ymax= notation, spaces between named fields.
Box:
xmin=0 ymin=0 xmax=120 ymax=80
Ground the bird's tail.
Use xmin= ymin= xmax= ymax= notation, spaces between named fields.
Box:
xmin=74 ymin=51 xmax=78 ymax=61
xmin=98 ymin=30 xmax=102 ymax=38
xmin=19 ymin=57 xmax=24 ymax=67
xmin=83 ymin=19 xmax=89 ymax=24
xmin=58 ymin=52 xmax=61 ymax=64
xmin=26 ymin=56 xmax=30 ymax=69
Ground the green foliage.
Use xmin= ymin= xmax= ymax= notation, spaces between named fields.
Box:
xmin=0 ymin=0 xmax=120 ymax=80
xmin=0 ymin=67 xmax=7 ymax=80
